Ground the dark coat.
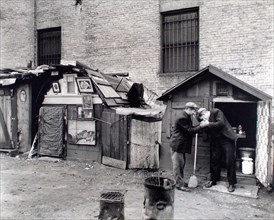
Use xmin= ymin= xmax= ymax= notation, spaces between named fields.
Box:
xmin=207 ymin=108 xmax=238 ymax=141
xmin=170 ymin=111 xmax=201 ymax=154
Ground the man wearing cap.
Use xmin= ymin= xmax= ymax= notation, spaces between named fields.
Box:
xmin=170 ymin=102 xmax=204 ymax=192
xmin=197 ymin=108 xmax=238 ymax=193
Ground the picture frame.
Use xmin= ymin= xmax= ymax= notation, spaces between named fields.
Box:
xmin=52 ymin=82 xmax=61 ymax=93
xmin=82 ymin=94 xmax=93 ymax=109
xmin=68 ymin=120 xmax=96 ymax=145
xmin=77 ymin=106 xmax=93 ymax=119
xmin=76 ymin=77 xmax=94 ymax=93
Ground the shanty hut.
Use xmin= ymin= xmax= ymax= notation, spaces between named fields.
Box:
xmin=0 ymin=66 xmax=62 ymax=155
xmin=157 ymin=65 xmax=273 ymax=189
xmin=0 ymin=61 xmax=164 ymax=170
xmin=41 ymin=61 xmax=164 ymax=169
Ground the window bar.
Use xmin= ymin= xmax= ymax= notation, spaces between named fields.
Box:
xmin=57 ymin=33 xmax=59 ymax=63
xmin=50 ymin=35 xmax=52 ymax=64
xmin=55 ymin=34 xmax=57 ymax=64
xmin=48 ymin=35 xmax=50 ymax=64
xmin=180 ymin=16 xmax=183 ymax=72
xmin=40 ymin=36 xmax=43 ymax=65
xmin=189 ymin=15 xmax=192 ymax=71
xmin=196 ymin=13 xmax=198 ymax=70
xmin=166 ymin=19 xmax=168 ymax=72
xmin=193 ymin=14 xmax=196 ymax=71
xmin=168 ymin=17 xmax=172 ymax=72
xmin=45 ymin=36 xmax=47 ymax=64
xmin=172 ymin=18 xmax=175 ymax=73
xmin=193 ymin=14 xmax=195 ymax=70
xmin=43 ymin=36 xmax=46 ymax=65
xmin=186 ymin=15 xmax=188 ymax=72
xmin=189 ymin=15 xmax=191 ymax=71
xmin=182 ymin=17 xmax=185 ymax=72
xmin=53 ymin=34 xmax=56 ymax=64
xmin=197 ymin=14 xmax=199 ymax=69
xmin=39 ymin=35 xmax=41 ymax=65
xmin=167 ymin=19 xmax=171 ymax=72
xmin=50 ymin=33 xmax=56 ymax=64
xmin=176 ymin=18 xmax=179 ymax=72
xmin=191 ymin=15 xmax=193 ymax=70
xmin=164 ymin=18 xmax=166 ymax=72
xmin=163 ymin=19 xmax=165 ymax=72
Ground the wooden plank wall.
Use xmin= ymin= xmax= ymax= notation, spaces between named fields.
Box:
xmin=101 ymin=108 xmax=129 ymax=162
xmin=66 ymin=104 xmax=102 ymax=162
xmin=0 ymin=89 xmax=12 ymax=148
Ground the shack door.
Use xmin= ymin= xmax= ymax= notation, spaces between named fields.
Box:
xmin=101 ymin=108 xmax=130 ymax=169
xmin=38 ymin=106 xmax=66 ymax=157
xmin=256 ymin=101 xmax=271 ymax=187
xmin=0 ymin=88 xmax=17 ymax=149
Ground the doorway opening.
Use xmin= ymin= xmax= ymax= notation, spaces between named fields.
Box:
xmin=214 ymin=102 xmax=257 ymax=172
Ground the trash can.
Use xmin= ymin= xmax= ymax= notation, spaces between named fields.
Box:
xmin=142 ymin=176 xmax=176 ymax=220
xmin=98 ymin=191 xmax=125 ymax=220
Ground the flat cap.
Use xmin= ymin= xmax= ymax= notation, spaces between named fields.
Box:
xmin=185 ymin=102 xmax=199 ymax=110
xmin=197 ymin=108 xmax=207 ymax=116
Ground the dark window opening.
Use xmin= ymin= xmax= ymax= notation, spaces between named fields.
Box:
xmin=216 ymin=82 xmax=229 ymax=96
xmin=162 ymin=8 xmax=199 ymax=73
xmin=38 ymin=27 xmax=61 ymax=65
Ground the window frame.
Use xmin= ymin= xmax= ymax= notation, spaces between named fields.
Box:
xmin=161 ymin=8 xmax=199 ymax=73
xmin=37 ymin=27 xmax=61 ymax=66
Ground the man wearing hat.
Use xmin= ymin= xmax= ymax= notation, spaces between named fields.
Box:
xmin=170 ymin=102 xmax=204 ymax=191
xmin=197 ymin=107 xmax=238 ymax=192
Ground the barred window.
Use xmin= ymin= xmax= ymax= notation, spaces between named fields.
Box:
xmin=38 ymin=27 xmax=61 ymax=65
xmin=162 ymin=9 xmax=199 ymax=73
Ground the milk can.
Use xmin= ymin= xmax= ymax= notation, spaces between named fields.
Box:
xmin=241 ymin=157 xmax=254 ymax=175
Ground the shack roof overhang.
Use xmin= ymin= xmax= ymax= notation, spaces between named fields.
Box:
xmin=157 ymin=65 xmax=272 ymax=101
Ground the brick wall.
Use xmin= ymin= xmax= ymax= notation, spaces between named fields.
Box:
xmin=1 ymin=0 xmax=273 ymax=98
xmin=199 ymin=0 xmax=274 ymax=97
xmin=33 ymin=0 xmax=162 ymax=93
xmin=0 ymin=0 xmax=34 ymax=68
xmin=83 ymin=0 xmax=161 ymax=94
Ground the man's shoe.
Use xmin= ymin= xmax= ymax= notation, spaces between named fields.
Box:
xmin=228 ymin=184 xmax=235 ymax=193
xmin=204 ymin=181 xmax=216 ymax=188
xmin=176 ymin=186 xmax=190 ymax=192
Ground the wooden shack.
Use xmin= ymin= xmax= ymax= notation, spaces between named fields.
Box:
xmin=0 ymin=62 xmax=164 ymax=170
xmin=157 ymin=65 xmax=273 ymax=189
xmin=39 ymin=61 xmax=164 ymax=169
xmin=0 ymin=67 xmax=62 ymax=155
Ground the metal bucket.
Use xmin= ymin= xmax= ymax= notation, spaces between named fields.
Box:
xmin=142 ymin=176 xmax=176 ymax=220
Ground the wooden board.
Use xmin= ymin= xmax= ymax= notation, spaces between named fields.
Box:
xmin=101 ymin=108 xmax=129 ymax=168
xmin=102 ymin=156 xmax=126 ymax=170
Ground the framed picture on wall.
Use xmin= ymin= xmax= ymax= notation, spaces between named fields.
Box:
xmin=77 ymin=106 xmax=93 ymax=119
xmin=76 ymin=77 xmax=94 ymax=93
xmin=52 ymin=82 xmax=61 ymax=93
xmin=82 ymin=94 xmax=93 ymax=109
xmin=67 ymin=120 xmax=96 ymax=145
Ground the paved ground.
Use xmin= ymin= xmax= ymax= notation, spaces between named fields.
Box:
xmin=1 ymin=153 xmax=273 ymax=220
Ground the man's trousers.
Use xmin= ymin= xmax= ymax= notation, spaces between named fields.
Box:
xmin=171 ymin=150 xmax=186 ymax=187
xmin=210 ymin=138 xmax=237 ymax=185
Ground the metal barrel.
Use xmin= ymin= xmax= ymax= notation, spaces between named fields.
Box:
xmin=142 ymin=176 xmax=176 ymax=220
